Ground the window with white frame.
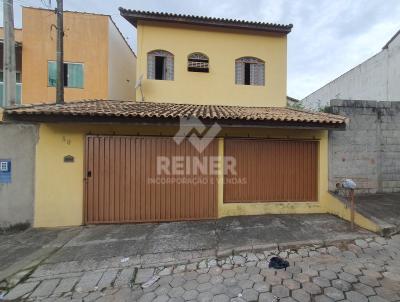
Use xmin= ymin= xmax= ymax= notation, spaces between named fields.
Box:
xmin=0 ymin=161 xmax=8 ymax=172
xmin=147 ymin=50 xmax=174 ymax=80
xmin=235 ymin=57 xmax=265 ymax=86
xmin=48 ymin=61 xmax=84 ymax=88
xmin=188 ymin=53 xmax=209 ymax=72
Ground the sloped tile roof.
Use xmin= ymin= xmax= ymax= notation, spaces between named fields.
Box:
xmin=4 ymin=100 xmax=346 ymax=126
xmin=119 ymin=8 xmax=293 ymax=34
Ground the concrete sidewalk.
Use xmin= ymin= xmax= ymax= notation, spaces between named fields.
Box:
xmin=0 ymin=214 xmax=372 ymax=291
xmin=0 ymin=228 xmax=81 ymax=285
xmin=43 ymin=214 xmax=371 ymax=266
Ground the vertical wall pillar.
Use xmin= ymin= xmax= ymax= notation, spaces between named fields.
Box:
xmin=376 ymin=108 xmax=383 ymax=192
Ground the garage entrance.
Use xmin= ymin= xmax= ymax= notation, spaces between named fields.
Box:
xmin=84 ymin=136 xmax=218 ymax=224
xmin=224 ymin=139 xmax=318 ymax=203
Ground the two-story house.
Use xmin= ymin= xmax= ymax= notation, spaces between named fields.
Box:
xmin=3 ymin=9 xmax=373 ymax=231
xmin=0 ymin=7 xmax=136 ymax=107
xmin=0 ymin=27 xmax=23 ymax=106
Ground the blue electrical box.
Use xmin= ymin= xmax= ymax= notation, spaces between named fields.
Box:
xmin=0 ymin=160 xmax=12 ymax=184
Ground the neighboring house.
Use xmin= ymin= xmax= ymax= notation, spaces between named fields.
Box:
xmin=0 ymin=7 xmax=136 ymax=107
xmin=2 ymin=9 xmax=367 ymax=231
xmin=0 ymin=28 xmax=23 ymax=106
xmin=302 ymin=29 xmax=400 ymax=110
xmin=287 ymin=96 xmax=300 ymax=107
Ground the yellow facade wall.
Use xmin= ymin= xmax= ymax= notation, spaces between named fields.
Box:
xmin=136 ymin=21 xmax=287 ymax=107
xmin=323 ymin=193 xmax=379 ymax=233
xmin=35 ymin=123 xmax=338 ymax=228
xmin=35 ymin=124 xmax=85 ymax=227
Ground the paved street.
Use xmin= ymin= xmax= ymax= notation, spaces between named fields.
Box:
xmin=0 ymin=214 xmax=371 ymax=286
xmin=3 ymin=234 xmax=400 ymax=301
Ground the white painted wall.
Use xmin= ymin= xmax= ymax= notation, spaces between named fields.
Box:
xmin=388 ymin=33 xmax=400 ymax=101
xmin=302 ymin=32 xmax=400 ymax=110
xmin=108 ymin=19 xmax=136 ymax=101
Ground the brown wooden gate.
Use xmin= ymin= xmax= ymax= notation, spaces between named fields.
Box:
xmin=85 ymin=136 xmax=218 ymax=224
xmin=224 ymin=139 xmax=318 ymax=203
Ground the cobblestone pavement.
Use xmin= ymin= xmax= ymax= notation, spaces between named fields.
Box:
xmin=3 ymin=235 xmax=400 ymax=302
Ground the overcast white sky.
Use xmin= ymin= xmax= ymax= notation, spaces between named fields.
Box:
xmin=1 ymin=0 xmax=399 ymax=99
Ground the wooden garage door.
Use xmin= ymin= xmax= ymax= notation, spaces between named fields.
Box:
xmin=84 ymin=136 xmax=218 ymax=224
xmin=224 ymin=139 xmax=318 ymax=203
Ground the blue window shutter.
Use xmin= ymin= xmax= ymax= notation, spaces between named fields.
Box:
xmin=0 ymin=83 xmax=4 ymax=107
xmin=67 ymin=64 xmax=84 ymax=88
xmin=16 ymin=84 xmax=22 ymax=105
xmin=48 ymin=61 xmax=57 ymax=87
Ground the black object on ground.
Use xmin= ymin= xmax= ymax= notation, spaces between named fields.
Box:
xmin=269 ymin=256 xmax=289 ymax=269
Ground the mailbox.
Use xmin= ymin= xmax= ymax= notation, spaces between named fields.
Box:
xmin=0 ymin=159 xmax=12 ymax=184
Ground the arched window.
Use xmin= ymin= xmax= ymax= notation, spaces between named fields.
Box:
xmin=188 ymin=52 xmax=209 ymax=72
xmin=147 ymin=50 xmax=174 ymax=80
xmin=235 ymin=57 xmax=265 ymax=86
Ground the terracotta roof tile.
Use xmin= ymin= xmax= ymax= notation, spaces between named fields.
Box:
xmin=4 ymin=100 xmax=346 ymax=126
xmin=119 ymin=8 xmax=293 ymax=34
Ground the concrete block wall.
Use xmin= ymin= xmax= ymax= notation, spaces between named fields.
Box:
xmin=0 ymin=122 xmax=38 ymax=229
xmin=329 ymin=99 xmax=400 ymax=193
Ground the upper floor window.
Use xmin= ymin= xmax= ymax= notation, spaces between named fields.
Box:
xmin=48 ymin=61 xmax=84 ymax=88
xmin=235 ymin=57 xmax=265 ymax=86
xmin=147 ymin=50 xmax=174 ymax=80
xmin=188 ymin=53 xmax=209 ymax=72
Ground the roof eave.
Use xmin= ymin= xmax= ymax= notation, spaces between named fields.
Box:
xmin=119 ymin=8 xmax=292 ymax=34
xmin=3 ymin=112 xmax=346 ymax=130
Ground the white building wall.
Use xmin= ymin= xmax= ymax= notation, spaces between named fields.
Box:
xmin=108 ymin=19 xmax=136 ymax=101
xmin=388 ymin=34 xmax=400 ymax=101
xmin=302 ymin=33 xmax=400 ymax=110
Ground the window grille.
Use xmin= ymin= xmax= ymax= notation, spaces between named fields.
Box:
xmin=188 ymin=53 xmax=209 ymax=72
xmin=147 ymin=50 xmax=174 ymax=80
xmin=235 ymin=57 xmax=265 ymax=86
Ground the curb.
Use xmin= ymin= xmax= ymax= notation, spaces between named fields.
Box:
xmin=215 ymin=235 xmax=371 ymax=258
